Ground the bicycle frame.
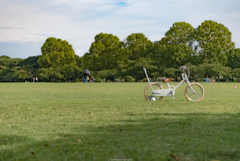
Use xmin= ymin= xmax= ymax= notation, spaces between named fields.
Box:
xmin=142 ymin=65 xmax=196 ymax=97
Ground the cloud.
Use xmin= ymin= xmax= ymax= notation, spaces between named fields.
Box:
xmin=75 ymin=49 xmax=83 ymax=57
xmin=0 ymin=27 xmax=26 ymax=29
xmin=0 ymin=0 xmax=240 ymax=58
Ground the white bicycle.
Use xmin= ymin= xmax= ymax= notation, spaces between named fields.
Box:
xmin=142 ymin=65 xmax=205 ymax=101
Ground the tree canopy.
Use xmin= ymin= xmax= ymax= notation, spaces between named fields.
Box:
xmin=0 ymin=20 xmax=239 ymax=82
xmin=195 ymin=20 xmax=235 ymax=65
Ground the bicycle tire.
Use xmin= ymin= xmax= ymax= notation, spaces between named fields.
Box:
xmin=184 ymin=83 xmax=204 ymax=101
xmin=144 ymin=83 xmax=163 ymax=101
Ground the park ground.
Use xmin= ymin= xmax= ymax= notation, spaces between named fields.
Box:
xmin=0 ymin=82 xmax=240 ymax=161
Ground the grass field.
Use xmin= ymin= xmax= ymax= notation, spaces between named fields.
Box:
xmin=0 ymin=82 xmax=240 ymax=161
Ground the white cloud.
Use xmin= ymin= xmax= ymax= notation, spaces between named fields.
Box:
xmin=0 ymin=0 xmax=240 ymax=58
xmin=148 ymin=35 xmax=165 ymax=42
xmin=75 ymin=49 xmax=83 ymax=57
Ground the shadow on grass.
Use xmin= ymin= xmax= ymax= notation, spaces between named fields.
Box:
xmin=1 ymin=112 xmax=240 ymax=161
xmin=0 ymin=135 xmax=29 ymax=146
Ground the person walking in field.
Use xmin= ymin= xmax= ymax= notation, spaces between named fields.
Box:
xmin=82 ymin=73 xmax=88 ymax=83
xmin=82 ymin=69 xmax=90 ymax=83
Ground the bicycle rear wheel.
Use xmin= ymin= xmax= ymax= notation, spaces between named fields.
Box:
xmin=184 ymin=83 xmax=204 ymax=101
xmin=144 ymin=83 xmax=163 ymax=101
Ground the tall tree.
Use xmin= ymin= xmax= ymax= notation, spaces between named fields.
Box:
xmin=195 ymin=20 xmax=235 ymax=65
xmin=19 ymin=56 xmax=39 ymax=76
xmin=157 ymin=22 xmax=195 ymax=80
xmin=124 ymin=33 xmax=152 ymax=59
xmin=0 ymin=55 xmax=12 ymax=66
xmin=227 ymin=48 xmax=240 ymax=69
xmin=38 ymin=37 xmax=76 ymax=68
xmin=37 ymin=37 xmax=78 ymax=82
xmin=159 ymin=22 xmax=195 ymax=68
xmin=82 ymin=33 xmax=123 ymax=71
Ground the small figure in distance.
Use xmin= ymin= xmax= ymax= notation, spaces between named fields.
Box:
xmin=90 ymin=76 xmax=96 ymax=83
xmin=36 ymin=77 xmax=38 ymax=82
xmin=33 ymin=77 xmax=35 ymax=83
xmin=180 ymin=73 xmax=185 ymax=84
xmin=82 ymin=73 xmax=88 ymax=83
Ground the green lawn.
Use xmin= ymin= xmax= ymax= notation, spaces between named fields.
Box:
xmin=0 ymin=82 xmax=240 ymax=161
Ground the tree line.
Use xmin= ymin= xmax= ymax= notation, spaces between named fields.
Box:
xmin=1 ymin=20 xmax=240 ymax=82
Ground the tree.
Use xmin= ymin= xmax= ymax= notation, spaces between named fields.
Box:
xmin=0 ymin=66 xmax=31 ymax=82
xmin=75 ymin=55 xmax=82 ymax=67
xmin=195 ymin=20 xmax=235 ymax=65
xmin=233 ymin=68 xmax=240 ymax=81
xmin=82 ymin=33 xmax=123 ymax=72
xmin=227 ymin=48 xmax=240 ymax=69
xmin=96 ymin=69 xmax=117 ymax=82
xmin=119 ymin=57 xmax=156 ymax=82
xmin=37 ymin=37 xmax=78 ymax=82
xmin=38 ymin=37 xmax=76 ymax=68
xmin=19 ymin=56 xmax=39 ymax=76
xmin=158 ymin=22 xmax=196 ymax=80
xmin=36 ymin=67 xmax=63 ymax=82
xmin=0 ymin=55 xmax=11 ymax=66
xmin=62 ymin=63 xmax=82 ymax=82
xmin=123 ymin=33 xmax=152 ymax=60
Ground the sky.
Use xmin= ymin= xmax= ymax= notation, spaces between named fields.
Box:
xmin=0 ymin=0 xmax=240 ymax=59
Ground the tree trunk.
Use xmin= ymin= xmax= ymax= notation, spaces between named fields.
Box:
xmin=175 ymin=72 xmax=178 ymax=82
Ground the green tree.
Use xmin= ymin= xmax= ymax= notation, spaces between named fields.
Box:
xmin=82 ymin=33 xmax=123 ymax=72
xmin=96 ymin=69 xmax=117 ymax=82
xmin=0 ymin=66 xmax=31 ymax=82
xmin=158 ymin=22 xmax=196 ymax=80
xmin=124 ymin=33 xmax=152 ymax=60
xmin=227 ymin=48 xmax=240 ymax=69
xmin=38 ymin=37 xmax=76 ymax=68
xmin=37 ymin=37 xmax=78 ymax=82
xmin=119 ymin=57 xmax=156 ymax=82
xmin=0 ymin=55 xmax=12 ymax=66
xmin=233 ymin=68 xmax=240 ymax=81
xmin=195 ymin=20 xmax=235 ymax=65
xmin=75 ymin=55 xmax=82 ymax=67
xmin=62 ymin=63 xmax=82 ymax=82
xmin=19 ymin=56 xmax=39 ymax=76
xmin=36 ymin=67 xmax=63 ymax=82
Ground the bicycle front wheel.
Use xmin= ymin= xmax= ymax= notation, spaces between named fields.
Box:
xmin=144 ymin=83 xmax=163 ymax=101
xmin=184 ymin=83 xmax=204 ymax=101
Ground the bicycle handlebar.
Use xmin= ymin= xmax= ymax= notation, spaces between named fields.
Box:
xmin=179 ymin=65 xmax=189 ymax=78
xmin=179 ymin=66 xmax=186 ymax=70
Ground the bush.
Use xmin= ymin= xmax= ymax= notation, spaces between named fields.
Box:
xmin=125 ymin=75 xmax=135 ymax=82
xmin=114 ymin=78 xmax=124 ymax=82
xmin=142 ymin=78 xmax=149 ymax=82
xmin=95 ymin=77 xmax=102 ymax=82
xmin=196 ymin=78 xmax=204 ymax=82
xmin=76 ymin=78 xmax=81 ymax=82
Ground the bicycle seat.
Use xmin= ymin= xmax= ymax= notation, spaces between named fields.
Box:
xmin=161 ymin=78 xmax=173 ymax=83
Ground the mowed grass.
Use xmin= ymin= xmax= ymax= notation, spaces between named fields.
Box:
xmin=0 ymin=82 xmax=240 ymax=161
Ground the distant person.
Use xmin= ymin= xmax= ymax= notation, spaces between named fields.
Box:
xmin=33 ymin=77 xmax=35 ymax=82
xmin=36 ymin=77 xmax=38 ymax=82
xmin=90 ymin=76 xmax=96 ymax=82
xmin=82 ymin=73 xmax=88 ymax=83
xmin=180 ymin=73 xmax=185 ymax=83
